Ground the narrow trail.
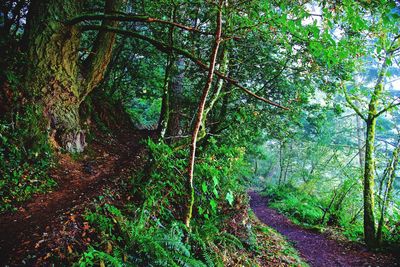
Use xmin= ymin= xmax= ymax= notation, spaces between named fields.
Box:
xmin=0 ymin=130 xmax=152 ymax=266
xmin=249 ymin=191 xmax=400 ymax=267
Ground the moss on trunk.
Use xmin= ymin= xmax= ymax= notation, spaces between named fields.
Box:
xmin=363 ymin=118 xmax=377 ymax=247
xmin=26 ymin=0 xmax=84 ymax=152
xmin=25 ymin=0 xmax=121 ymax=153
xmin=363 ymin=83 xmax=383 ymax=248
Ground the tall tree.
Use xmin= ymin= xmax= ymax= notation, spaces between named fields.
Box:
xmin=185 ymin=0 xmax=223 ymax=229
xmin=344 ymin=35 xmax=400 ymax=248
xmin=25 ymin=0 xmax=121 ymax=152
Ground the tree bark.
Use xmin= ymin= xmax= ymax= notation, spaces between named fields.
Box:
xmin=26 ymin=0 xmax=84 ymax=152
xmin=363 ymin=118 xmax=377 ymax=247
xmin=158 ymin=54 xmax=173 ymax=137
xmin=25 ymin=0 xmax=121 ymax=152
xmin=363 ymin=80 xmax=383 ymax=248
xmin=278 ymin=141 xmax=285 ymax=186
xmin=165 ymin=56 xmax=185 ymax=139
xmin=345 ymin=48 xmax=393 ymax=248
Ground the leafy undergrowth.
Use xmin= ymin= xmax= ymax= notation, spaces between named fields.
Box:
xmin=262 ymin=185 xmax=324 ymax=229
xmin=34 ymin=192 xmax=307 ymax=267
xmin=0 ymin=106 xmax=56 ymax=213
xmin=0 ymin=52 xmax=57 ymax=213
xmin=31 ymin=139 xmax=307 ymax=266
xmin=262 ymin=184 xmax=400 ymax=247
xmin=262 ymin=185 xmax=360 ymax=239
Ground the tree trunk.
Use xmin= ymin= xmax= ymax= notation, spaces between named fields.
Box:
xmin=26 ymin=0 xmax=84 ymax=152
xmin=26 ymin=0 xmax=121 ymax=152
xmin=278 ymin=141 xmax=284 ymax=186
xmin=165 ymin=56 xmax=185 ymax=140
xmin=363 ymin=117 xmax=377 ymax=247
xmin=376 ymin=142 xmax=399 ymax=245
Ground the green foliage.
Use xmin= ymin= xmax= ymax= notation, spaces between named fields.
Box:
xmin=127 ymin=98 xmax=162 ymax=129
xmin=263 ymin=182 xmax=370 ymax=242
xmin=195 ymin=138 xmax=250 ymax=219
xmin=75 ymin=138 xmax=258 ymax=266
xmin=265 ymin=185 xmax=323 ymax=226
xmin=0 ymin=105 xmax=56 ymax=212
xmin=79 ymin=203 xmax=206 ymax=267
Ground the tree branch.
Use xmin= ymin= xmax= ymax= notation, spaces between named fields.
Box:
xmin=80 ymin=0 xmax=123 ymax=100
xmin=343 ymin=85 xmax=367 ymax=121
xmin=375 ymin=99 xmax=400 ymax=118
xmin=80 ymin=24 xmax=289 ymax=110
xmin=67 ymin=13 xmax=212 ymax=35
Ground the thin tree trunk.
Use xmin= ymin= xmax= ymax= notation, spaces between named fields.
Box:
xmin=278 ymin=141 xmax=284 ymax=186
xmin=359 ymin=50 xmax=392 ymax=248
xmin=185 ymin=0 xmax=223 ymax=229
xmin=158 ymin=7 xmax=176 ymax=138
xmin=376 ymin=141 xmax=399 ymax=245
xmin=320 ymin=190 xmax=338 ymax=224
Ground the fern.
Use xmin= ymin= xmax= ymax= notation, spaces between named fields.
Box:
xmin=216 ymin=232 xmax=244 ymax=250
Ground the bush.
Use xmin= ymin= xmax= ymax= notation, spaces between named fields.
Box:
xmin=268 ymin=188 xmax=323 ymax=226
xmin=76 ymin=138 xmax=254 ymax=266
xmin=0 ymin=105 xmax=56 ymax=212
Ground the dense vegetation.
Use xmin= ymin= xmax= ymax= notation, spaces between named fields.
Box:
xmin=0 ymin=0 xmax=399 ymax=266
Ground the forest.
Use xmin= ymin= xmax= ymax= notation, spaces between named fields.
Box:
xmin=0 ymin=0 xmax=400 ymax=266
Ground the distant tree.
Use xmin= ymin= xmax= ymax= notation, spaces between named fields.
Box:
xmin=344 ymin=3 xmax=400 ymax=247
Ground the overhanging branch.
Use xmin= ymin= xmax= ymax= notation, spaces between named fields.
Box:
xmin=80 ymin=25 xmax=289 ymax=110
xmin=67 ymin=13 xmax=212 ymax=35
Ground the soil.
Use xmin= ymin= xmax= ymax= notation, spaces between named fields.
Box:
xmin=249 ymin=191 xmax=400 ymax=267
xmin=0 ymin=129 xmax=154 ymax=266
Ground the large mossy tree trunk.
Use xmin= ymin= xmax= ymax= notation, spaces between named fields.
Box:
xmin=26 ymin=0 xmax=83 ymax=152
xmin=25 ymin=0 xmax=121 ymax=152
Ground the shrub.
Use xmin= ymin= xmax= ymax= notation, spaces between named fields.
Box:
xmin=0 ymin=105 xmax=56 ymax=212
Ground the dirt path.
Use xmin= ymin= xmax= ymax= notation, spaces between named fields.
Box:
xmin=249 ymin=191 xmax=400 ymax=267
xmin=0 ymin=130 xmax=153 ymax=266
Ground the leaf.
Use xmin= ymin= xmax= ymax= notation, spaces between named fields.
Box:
xmin=226 ymin=191 xmax=234 ymax=206
xmin=198 ymin=206 xmax=204 ymax=215
xmin=212 ymin=176 xmax=219 ymax=186
xmin=213 ymin=188 xmax=219 ymax=198
xmin=210 ymin=199 xmax=217 ymax=212
xmin=201 ymin=182 xmax=208 ymax=193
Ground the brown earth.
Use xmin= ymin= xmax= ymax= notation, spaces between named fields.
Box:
xmin=249 ymin=191 xmax=400 ymax=267
xmin=0 ymin=129 xmax=154 ymax=266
